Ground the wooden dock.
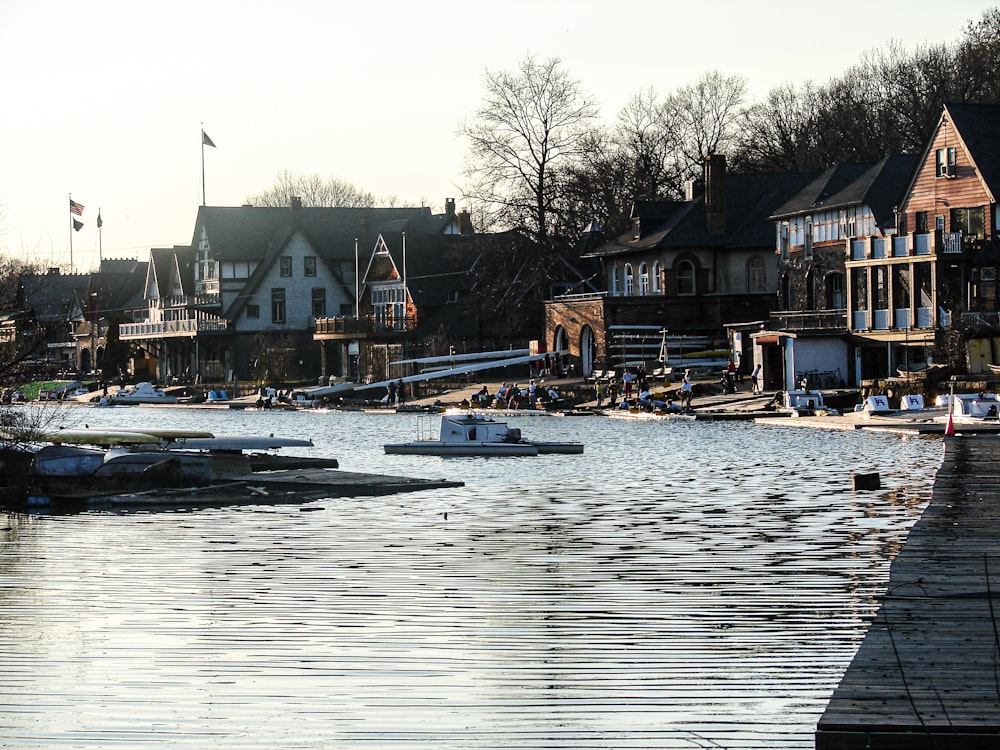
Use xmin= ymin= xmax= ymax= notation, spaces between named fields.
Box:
xmin=816 ymin=436 xmax=1000 ymax=749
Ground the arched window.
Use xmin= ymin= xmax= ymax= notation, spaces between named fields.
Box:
xmin=805 ymin=270 xmax=815 ymax=310
xmin=652 ymin=261 xmax=661 ymax=293
xmin=624 ymin=263 xmax=634 ymax=295
xmin=639 ymin=263 xmax=649 ymax=296
xmin=610 ymin=265 xmax=619 ymax=295
xmin=676 ymin=260 xmax=695 ymax=295
xmin=747 ymin=256 xmax=766 ymax=293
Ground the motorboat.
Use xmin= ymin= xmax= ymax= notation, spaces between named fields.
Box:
xmin=384 ymin=413 xmax=584 ymax=456
xmin=780 ymin=390 xmax=840 ymax=417
xmin=935 ymin=393 xmax=1000 ymax=423
xmin=108 ymin=382 xmax=178 ymax=405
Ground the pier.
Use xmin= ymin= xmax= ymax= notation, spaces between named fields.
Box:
xmin=816 ymin=436 xmax=1000 ymax=749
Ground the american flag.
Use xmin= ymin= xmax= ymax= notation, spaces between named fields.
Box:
xmin=70 ymin=199 xmax=84 ymax=216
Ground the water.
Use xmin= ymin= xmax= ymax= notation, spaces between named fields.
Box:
xmin=0 ymin=406 xmax=942 ymax=748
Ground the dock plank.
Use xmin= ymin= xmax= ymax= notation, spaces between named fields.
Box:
xmin=816 ymin=437 xmax=1000 ymax=749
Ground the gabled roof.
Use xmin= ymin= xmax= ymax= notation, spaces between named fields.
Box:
xmin=941 ymin=102 xmax=1000 ymax=200
xmin=587 ymin=172 xmax=818 ymax=258
xmin=770 ymin=155 xmax=919 ymax=229
xmin=88 ymin=259 xmax=149 ymax=318
xmin=19 ymin=272 xmax=91 ymax=323
xmin=370 ymin=232 xmax=488 ymax=307
xmin=194 ymin=204 xmax=453 ymax=262
xmin=145 ymin=246 xmax=196 ymax=300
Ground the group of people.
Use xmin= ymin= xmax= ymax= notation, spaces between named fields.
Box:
xmin=462 ymin=380 xmax=563 ymax=410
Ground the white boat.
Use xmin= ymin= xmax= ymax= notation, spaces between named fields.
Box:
xmin=109 ymin=382 xmax=178 ymax=405
xmin=781 ymin=390 xmax=840 ymax=417
xmin=384 ymin=413 xmax=584 ymax=456
xmin=934 ymin=393 xmax=1000 ymax=422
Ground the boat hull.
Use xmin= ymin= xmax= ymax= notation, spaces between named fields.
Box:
xmin=384 ymin=441 xmax=538 ymax=456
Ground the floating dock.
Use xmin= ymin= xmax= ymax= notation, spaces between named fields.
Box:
xmin=816 ymin=437 xmax=1000 ymax=748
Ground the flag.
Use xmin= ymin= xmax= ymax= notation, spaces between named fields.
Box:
xmin=97 ymin=211 xmax=103 ymax=228
xmin=70 ymin=199 xmax=85 ymax=216
xmin=73 ymin=219 xmax=83 ymax=231
xmin=202 ymin=130 xmax=216 ymax=148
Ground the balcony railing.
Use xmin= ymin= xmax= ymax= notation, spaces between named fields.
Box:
xmin=119 ymin=316 xmax=228 ymax=339
xmin=769 ymin=309 xmax=847 ymax=331
xmin=314 ymin=315 xmax=418 ymax=336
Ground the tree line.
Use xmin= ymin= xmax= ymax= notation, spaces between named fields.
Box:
xmin=460 ymin=8 xmax=1000 ymax=244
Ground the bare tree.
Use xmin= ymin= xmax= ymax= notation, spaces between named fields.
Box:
xmin=670 ymin=71 xmax=748 ymax=178
xmin=246 ymin=170 xmax=381 ymax=208
xmin=459 ymin=55 xmax=599 ymax=241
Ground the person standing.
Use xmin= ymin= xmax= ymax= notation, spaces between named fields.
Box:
xmin=681 ymin=369 xmax=694 ymax=410
xmin=596 ymin=380 xmax=605 ymax=408
xmin=750 ymin=364 xmax=761 ymax=394
xmin=396 ymin=378 xmax=406 ymax=405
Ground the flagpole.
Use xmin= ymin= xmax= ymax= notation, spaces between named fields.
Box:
xmin=201 ymin=123 xmax=206 ymax=206
xmin=68 ymin=193 xmax=74 ymax=273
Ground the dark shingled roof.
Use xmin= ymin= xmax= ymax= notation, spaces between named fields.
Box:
xmin=945 ymin=102 xmax=1000 ymax=194
xmin=194 ymin=205 xmax=452 ymax=263
xmin=19 ymin=272 xmax=91 ymax=323
xmin=770 ymin=155 xmax=919 ymax=228
xmin=587 ymin=171 xmax=818 ymax=258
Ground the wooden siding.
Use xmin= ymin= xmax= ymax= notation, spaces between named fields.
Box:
xmin=900 ymin=120 xmax=994 ymax=236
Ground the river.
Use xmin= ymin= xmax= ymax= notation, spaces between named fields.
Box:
xmin=0 ymin=405 xmax=942 ymax=748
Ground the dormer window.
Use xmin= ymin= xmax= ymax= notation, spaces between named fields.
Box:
xmin=632 ymin=218 xmax=641 ymax=240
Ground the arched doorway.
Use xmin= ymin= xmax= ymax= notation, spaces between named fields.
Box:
xmin=579 ymin=326 xmax=595 ymax=377
xmin=553 ymin=326 xmax=568 ymax=375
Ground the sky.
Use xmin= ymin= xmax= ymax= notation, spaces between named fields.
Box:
xmin=1 ymin=0 xmax=997 ymax=273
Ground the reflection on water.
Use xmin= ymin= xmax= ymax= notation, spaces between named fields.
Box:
xmin=0 ymin=407 xmax=941 ymax=748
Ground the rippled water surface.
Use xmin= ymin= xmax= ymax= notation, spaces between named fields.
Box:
xmin=0 ymin=406 xmax=942 ymax=748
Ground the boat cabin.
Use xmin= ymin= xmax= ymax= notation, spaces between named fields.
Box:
xmin=782 ymin=390 xmax=839 ymax=416
xmin=439 ymin=414 xmax=519 ymax=443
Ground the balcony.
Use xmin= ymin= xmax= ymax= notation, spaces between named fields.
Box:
xmin=769 ymin=309 xmax=847 ymax=332
xmin=314 ymin=315 xmax=418 ymax=338
xmin=119 ymin=315 xmax=228 ymax=340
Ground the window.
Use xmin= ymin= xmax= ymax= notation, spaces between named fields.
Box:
xmin=246 ymin=304 xmax=260 ymax=319
xmin=950 ymin=206 xmax=986 ymax=240
xmin=304 ymin=256 xmax=316 ymax=277
xmin=624 ymin=263 xmax=634 ymax=295
xmin=748 ymin=256 xmax=766 ymax=293
xmin=447 ymin=289 xmax=460 ymax=303
xmin=676 ymin=260 xmax=695 ymax=295
xmin=779 ymin=224 xmax=789 ymax=260
xmin=311 ymin=288 xmax=326 ymax=318
xmin=936 ymin=147 xmax=957 ymax=178
xmin=804 ymin=217 xmax=813 ymax=259
xmin=611 ymin=265 xmax=619 ymax=294
xmin=652 ymin=261 xmax=661 ymax=293
xmin=372 ymin=284 xmax=407 ymax=330
xmin=280 ymin=257 xmax=292 ymax=277
xmin=915 ymin=211 xmax=929 ymax=234
xmin=639 ymin=263 xmax=649 ymax=296
xmin=271 ymin=288 xmax=286 ymax=324
xmin=826 ymin=273 xmax=846 ymax=308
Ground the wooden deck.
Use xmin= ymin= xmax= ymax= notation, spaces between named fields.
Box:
xmin=816 ymin=437 xmax=1000 ymax=749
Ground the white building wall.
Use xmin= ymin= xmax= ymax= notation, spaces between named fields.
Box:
xmin=235 ymin=233 xmax=353 ymax=334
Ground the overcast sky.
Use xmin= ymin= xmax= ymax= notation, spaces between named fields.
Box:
xmin=1 ymin=0 xmax=996 ymax=271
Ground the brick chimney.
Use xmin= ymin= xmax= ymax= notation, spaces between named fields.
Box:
xmin=445 ymin=198 xmax=456 ymax=216
xmin=290 ymin=196 xmax=303 ymax=226
xmin=704 ymin=154 xmax=727 ymax=235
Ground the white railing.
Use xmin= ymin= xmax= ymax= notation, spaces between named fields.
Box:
xmin=119 ymin=316 xmax=227 ymax=339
